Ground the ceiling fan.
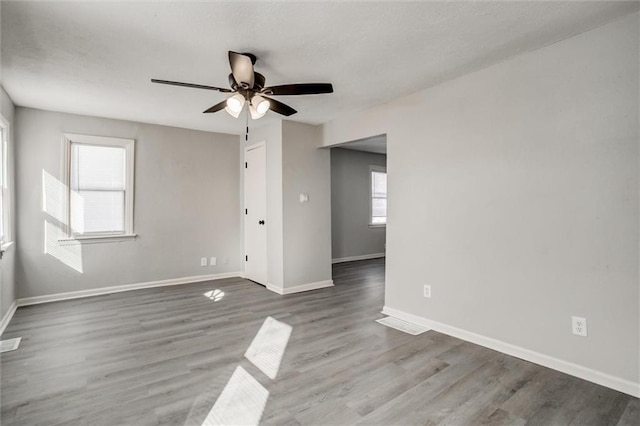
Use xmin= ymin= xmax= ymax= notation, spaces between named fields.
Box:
xmin=151 ymin=51 xmax=333 ymax=120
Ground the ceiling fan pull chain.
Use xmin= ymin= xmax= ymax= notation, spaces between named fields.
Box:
xmin=245 ymin=106 xmax=249 ymax=142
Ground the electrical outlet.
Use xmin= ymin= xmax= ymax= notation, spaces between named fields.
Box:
xmin=200 ymin=257 xmax=207 ymax=267
xmin=210 ymin=257 xmax=217 ymax=266
xmin=572 ymin=316 xmax=587 ymax=337
xmin=423 ymin=285 xmax=431 ymax=298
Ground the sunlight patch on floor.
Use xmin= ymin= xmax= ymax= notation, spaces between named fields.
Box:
xmin=0 ymin=337 xmax=21 ymax=353
xmin=203 ymin=289 xmax=225 ymax=301
xmin=244 ymin=316 xmax=292 ymax=380
xmin=201 ymin=366 xmax=269 ymax=426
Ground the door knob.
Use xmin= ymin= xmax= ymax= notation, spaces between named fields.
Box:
xmin=258 ymin=220 xmax=265 ymax=225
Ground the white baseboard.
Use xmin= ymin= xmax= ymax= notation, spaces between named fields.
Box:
xmin=16 ymin=272 xmax=243 ymax=307
xmin=332 ymin=253 xmax=385 ymax=264
xmin=267 ymin=279 xmax=334 ymax=295
xmin=266 ymin=283 xmax=284 ymax=294
xmin=0 ymin=300 xmax=17 ymax=335
xmin=382 ymin=306 xmax=640 ymax=398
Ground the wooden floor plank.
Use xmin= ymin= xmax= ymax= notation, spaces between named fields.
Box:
xmin=1 ymin=258 xmax=637 ymax=425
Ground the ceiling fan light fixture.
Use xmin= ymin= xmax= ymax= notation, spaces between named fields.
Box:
xmin=226 ymin=93 xmax=245 ymax=114
xmin=224 ymin=105 xmax=241 ymax=118
xmin=249 ymin=104 xmax=266 ymax=120
xmin=251 ymin=95 xmax=270 ymax=115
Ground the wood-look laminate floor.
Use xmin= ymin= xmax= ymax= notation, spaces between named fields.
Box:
xmin=1 ymin=258 xmax=638 ymax=425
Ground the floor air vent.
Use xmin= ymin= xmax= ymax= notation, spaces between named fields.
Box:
xmin=0 ymin=337 xmax=22 ymax=353
xmin=376 ymin=317 xmax=429 ymax=335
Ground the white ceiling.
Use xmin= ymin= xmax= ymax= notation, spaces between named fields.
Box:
xmin=2 ymin=1 xmax=638 ymax=136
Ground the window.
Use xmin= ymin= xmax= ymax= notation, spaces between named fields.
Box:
xmin=370 ymin=166 xmax=387 ymax=226
xmin=63 ymin=134 xmax=135 ymax=240
xmin=0 ymin=115 xmax=10 ymax=248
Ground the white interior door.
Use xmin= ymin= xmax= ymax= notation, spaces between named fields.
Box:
xmin=244 ymin=143 xmax=268 ymax=285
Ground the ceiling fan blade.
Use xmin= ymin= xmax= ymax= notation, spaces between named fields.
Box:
xmin=228 ymin=51 xmax=255 ymax=89
xmin=254 ymin=72 xmax=266 ymax=91
xmin=151 ymin=79 xmax=232 ymax=93
xmin=203 ymin=100 xmax=228 ymax=114
xmin=263 ymin=96 xmax=297 ymax=116
xmin=262 ymin=83 xmax=333 ymax=96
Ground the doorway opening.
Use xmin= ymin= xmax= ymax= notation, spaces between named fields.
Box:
xmin=328 ymin=134 xmax=387 ymax=283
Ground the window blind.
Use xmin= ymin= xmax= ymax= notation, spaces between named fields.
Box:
xmin=371 ymin=170 xmax=387 ymax=224
xmin=0 ymin=126 xmax=4 ymax=242
xmin=70 ymin=143 xmax=126 ymax=234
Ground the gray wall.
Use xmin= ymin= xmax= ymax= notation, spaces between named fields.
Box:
xmin=331 ymin=147 xmax=386 ymax=260
xmin=16 ymin=108 xmax=242 ymax=298
xmin=321 ymin=14 xmax=639 ymax=385
xmin=282 ymin=121 xmax=331 ymax=287
xmin=0 ymin=86 xmax=16 ymax=320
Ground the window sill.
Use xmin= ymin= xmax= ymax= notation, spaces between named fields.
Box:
xmin=1 ymin=241 xmax=14 ymax=251
xmin=369 ymin=224 xmax=386 ymax=228
xmin=58 ymin=234 xmax=137 ymax=245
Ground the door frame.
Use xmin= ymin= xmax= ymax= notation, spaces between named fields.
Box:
xmin=244 ymin=141 xmax=268 ymax=284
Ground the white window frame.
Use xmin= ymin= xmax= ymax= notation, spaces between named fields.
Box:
xmin=61 ymin=133 xmax=136 ymax=243
xmin=369 ymin=165 xmax=387 ymax=227
xmin=0 ymin=114 xmax=12 ymax=251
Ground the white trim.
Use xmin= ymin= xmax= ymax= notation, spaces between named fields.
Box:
xmin=0 ymin=300 xmax=17 ymax=336
xmin=244 ymin=140 xmax=268 ymax=286
xmin=63 ymin=133 xmax=133 ymax=148
xmin=62 ymin=133 xmax=135 ymax=237
xmin=369 ymin=165 xmax=387 ymax=226
xmin=381 ymin=305 xmax=640 ymax=398
xmin=246 ymin=140 xmax=266 ymax=151
xmin=16 ymin=272 xmax=243 ymax=307
xmin=58 ymin=233 xmax=137 ymax=245
xmin=0 ymin=114 xmax=12 ymax=245
xmin=267 ymin=280 xmax=334 ymax=295
xmin=332 ymin=253 xmax=385 ymax=264
xmin=266 ymin=283 xmax=285 ymax=295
